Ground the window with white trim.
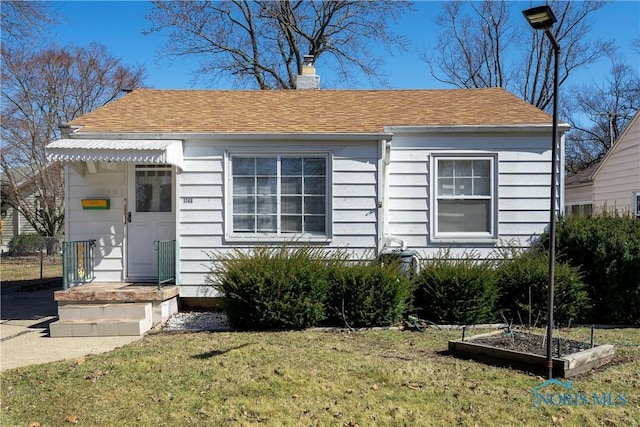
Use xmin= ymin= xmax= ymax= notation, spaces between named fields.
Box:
xmin=230 ymin=155 xmax=328 ymax=237
xmin=634 ymin=192 xmax=640 ymax=218
xmin=433 ymin=156 xmax=496 ymax=238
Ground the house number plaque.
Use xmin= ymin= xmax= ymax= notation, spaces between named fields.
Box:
xmin=182 ymin=197 xmax=193 ymax=204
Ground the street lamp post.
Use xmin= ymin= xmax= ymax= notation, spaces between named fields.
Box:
xmin=522 ymin=5 xmax=560 ymax=380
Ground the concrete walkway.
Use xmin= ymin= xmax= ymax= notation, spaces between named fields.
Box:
xmin=1 ymin=286 xmax=141 ymax=372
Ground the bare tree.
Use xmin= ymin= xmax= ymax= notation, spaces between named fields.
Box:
xmin=1 ymin=44 xmax=146 ymax=238
xmin=426 ymin=1 xmax=516 ymax=90
xmin=0 ymin=0 xmax=57 ymax=48
xmin=564 ymin=54 xmax=640 ymax=173
xmin=425 ymin=0 xmax=611 ymax=111
xmin=146 ymin=0 xmax=411 ymax=89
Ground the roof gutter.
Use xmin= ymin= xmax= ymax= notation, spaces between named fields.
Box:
xmin=384 ymin=124 xmax=571 ymax=133
xmin=63 ymin=132 xmax=394 ymax=142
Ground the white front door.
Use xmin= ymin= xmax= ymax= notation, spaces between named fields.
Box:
xmin=127 ymin=164 xmax=176 ymax=281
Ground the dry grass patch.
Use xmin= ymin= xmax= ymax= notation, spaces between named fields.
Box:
xmin=1 ymin=328 xmax=639 ymax=426
xmin=0 ymin=255 xmax=62 ymax=286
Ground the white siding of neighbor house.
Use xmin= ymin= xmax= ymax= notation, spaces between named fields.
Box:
xmin=593 ymin=116 xmax=640 ymax=216
xmin=1 ymin=193 xmax=38 ymax=251
xmin=65 ymin=165 xmax=126 ymax=282
xmin=385 ymin=132 xmax=558 ymax=259
xmin=178 ymin=139 xmax=379 ymax=297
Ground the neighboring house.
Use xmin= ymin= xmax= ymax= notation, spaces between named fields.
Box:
xmin=564 ymin=161 xmax=600 ymax=217
xmin=46 ymin=65 xmax=567 ymax=303
xmin=1 ymin=174 xmax=39 ymax=252
xmin=565 ymin=110 xmax=640 ymax=217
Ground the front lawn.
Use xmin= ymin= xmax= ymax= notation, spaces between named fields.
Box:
xmin=0 ymin=255 xmax=62 ymax=287
xmin=1 ymin=328 xmax=638 ymax=426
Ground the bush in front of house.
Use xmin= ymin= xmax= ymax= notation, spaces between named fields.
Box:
xmin=412 ymin=253 xmax=498 ymax=324
xmin=208 ymin=245 xmax=344 ymax=330
xmin=7 ymin=233 xmax=43 ymax=255
xmin=495 ymin=249 xmax=590 ymax=326
xmin=324 ymin=259 xmax=414 ymax=328
xmin=541 ymin=215 xmax=640 ymax=324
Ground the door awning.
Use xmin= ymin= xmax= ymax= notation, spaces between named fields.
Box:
xmin=46 ymin=139 xmax=184 ymax=171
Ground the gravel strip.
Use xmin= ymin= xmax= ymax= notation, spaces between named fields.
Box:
xmin=162 ymin=311 xmax=232 ymax=332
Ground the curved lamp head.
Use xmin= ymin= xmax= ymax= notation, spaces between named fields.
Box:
xmin=522 ymin=5 xmax=557 ymax=30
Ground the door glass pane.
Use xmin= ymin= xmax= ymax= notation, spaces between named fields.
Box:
xmin=135 ymin=168 xmax=172 ymax=212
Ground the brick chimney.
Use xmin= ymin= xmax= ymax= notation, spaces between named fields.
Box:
xmin=296 ymin=55 xmax=320 ymax=89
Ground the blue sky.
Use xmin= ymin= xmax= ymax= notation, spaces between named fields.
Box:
xmin=46 ymin=1 xmax=639 ymax=91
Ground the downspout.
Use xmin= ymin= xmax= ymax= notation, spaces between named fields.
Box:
xmin=378 ymin=138 xmax=407 ymax=252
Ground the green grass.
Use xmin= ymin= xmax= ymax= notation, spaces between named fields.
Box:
xmin=1 ymin=328 xmax=639 ymax=426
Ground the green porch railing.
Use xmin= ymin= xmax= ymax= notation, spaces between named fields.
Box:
xmin=155 ymin=239 xmax=176 ymax=290
xmin=62 ymin=240 xmax=96 ymax=290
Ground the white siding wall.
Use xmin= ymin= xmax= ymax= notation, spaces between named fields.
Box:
xmin=65 ymin=165 xmax=126 ymax=282
xmin=178 ymin=139 xmax=379 ymax=297
xmin=593 ymin=117 xmax=640 ymax=215
xmin=386 ymin=132 xmax=556 ymax=259
xmin=62 ymin=131 xmax=561 ymax=293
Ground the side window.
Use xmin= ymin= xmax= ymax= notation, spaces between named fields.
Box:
xmin=433 ymin=156 xmax=496 ymax=239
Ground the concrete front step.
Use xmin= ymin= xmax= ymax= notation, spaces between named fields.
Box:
xmin=49 ymin=318 xmax=152 ymax=337
xmin=58 ymin=302 xmax=152 ymax=322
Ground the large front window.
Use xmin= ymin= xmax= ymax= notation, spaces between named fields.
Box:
xmin=231 ymin=155 xmax=327 ymax=236
xmin=434 ymin=156 xmax=495 ymax=238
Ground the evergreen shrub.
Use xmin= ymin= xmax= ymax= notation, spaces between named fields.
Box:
xmin=208 ymin=245 xmax=343 ymax=330
xmin=8 ymin=233 xmax=43 ymax=255
xmin=324 ymin=259 xmax=413 ymax=327
xmin=495 ymin=249 xmax=590 ymax=326
xmin=412 ymin=253 xmax=498 ymax=324
xmin=541 ymin=215 xmax=640 ymax=324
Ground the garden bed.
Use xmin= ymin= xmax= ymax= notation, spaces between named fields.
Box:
xmin=448 ymin=330 xmax=614 ymax=378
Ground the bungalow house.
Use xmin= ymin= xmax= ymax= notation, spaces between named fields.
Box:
xmin=564 ymin=109 xmax=640 ymax=217
xmin=45 ymin=66 xmax=567 ymax=336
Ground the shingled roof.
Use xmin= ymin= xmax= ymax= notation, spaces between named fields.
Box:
xmin=67 ymin=87 xmax=553 ymax=134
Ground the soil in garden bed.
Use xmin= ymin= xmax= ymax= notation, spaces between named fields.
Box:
xmin=470 ymin=331 xmax=592 ymax=357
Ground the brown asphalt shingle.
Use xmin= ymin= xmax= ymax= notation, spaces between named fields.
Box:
xmin=68 ymin=87 xmax=553 ymax=134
